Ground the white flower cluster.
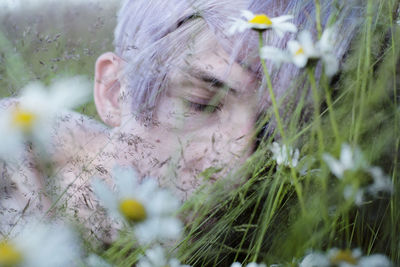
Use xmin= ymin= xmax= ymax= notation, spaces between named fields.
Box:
xmin=228 ymin=10 xmax=339 ymax=77
xmin=323 ymin=143 xmax=393 ymax=205
xmin=300 ymin=248 xmax=393 ymax=267
xmin=269 ymin=142 xmax=300 ymax=168
xmin=261 ymin=28 xmax=338 ymax=76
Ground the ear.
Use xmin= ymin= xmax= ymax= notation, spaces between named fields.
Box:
xmin=94 ymin=52 xmax=124 ymax=127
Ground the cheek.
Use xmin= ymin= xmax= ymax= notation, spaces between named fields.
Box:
xmin=151 ymin=95 xmax=256 ymax=168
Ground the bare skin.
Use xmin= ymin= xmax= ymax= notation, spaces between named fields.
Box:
xmin=0 ymin=31 xmax=259 ymax=242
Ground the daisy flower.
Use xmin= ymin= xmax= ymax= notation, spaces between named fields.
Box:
xmin=0 ymin=220 xmax=80 ymax=267
xmin=228 ymin=10 xmax=297 ymax=37
xmin=137 ymin=246 xmax=191 ymax=267
xmin=323 ymin=143 xmax=393 ymax=205
xmin=328 ymin=248 xmax=363 ymax=266
xmin=322 ymin=143 xmax=366 ymax=179
xmin=261 ymin=28 xmax=339 ymax=76
xmin=0 ymin=76 xmax=90 ymax=162
xmin=300 ymin=248 xmax=393 ymax=267
xmin=270 ymin=142 xmax=300 ymax=168
xmin=92 ymin=166 xmax=183 ymax=245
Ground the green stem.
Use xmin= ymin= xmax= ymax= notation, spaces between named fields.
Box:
xmin=354 ymin=0 xmax=373 ymax=144
xmin=257 ymin=32 xmax=305 ymax=212
xmin=314 ymin=0 xmax=323 ymax=37
xmin=307 ymin=67 xmax=324 ymax=153
xmin=322 ymin=76 xmax=341 ymax=143
xmin=258 ymin=32 xmax=286 ymax=140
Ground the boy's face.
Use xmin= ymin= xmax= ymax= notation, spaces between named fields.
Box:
xmin=97 ymin=32 xmax=259 ymax=200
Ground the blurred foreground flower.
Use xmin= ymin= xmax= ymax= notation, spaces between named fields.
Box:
xmin=228 ymin=10 xmax=297 ymax=37
xmin=231 ymin=262 xmax=266 ymax=267
xmin=300 ymin=248 xmax=392 ymax=267
xmin=0 ymin=77 xmax=90 ymax=162
xmin=137 ymin=246 xmax=190 ymax=267
xmin=323 ymin=143 xmax=393 ymax=205
xmin=92 ymin=166 xmax=183 ymax=245
xmin=0 ymin=220 xmax=80 ymax=267
xmin=270 ymin=142 xmax=300 ymax=168
xmin=322 ymin=143 xmax=366 ymax=178
xmin=261 ymin=28 xmax=339 ymax=76
xmin=85 ymin=254 xmax=112 ymax=267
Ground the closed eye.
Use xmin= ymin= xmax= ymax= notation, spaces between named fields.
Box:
xmin=186 ymin=100 xmax=222 ymax=113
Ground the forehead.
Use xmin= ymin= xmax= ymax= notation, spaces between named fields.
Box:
xmin=173 ymin=30 xmax=258 ymax=95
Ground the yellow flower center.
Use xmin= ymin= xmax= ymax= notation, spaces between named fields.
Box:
xmin=0 ymin=241 xmax=23 ymax=267
xmin=11 ymin=107 xmax=36 ymax=133
xmin=295 ymin=47 xmax=305 ymax=56
xmin=249 ymin=14 xmax=272 ymax=26
xmin=330 ymin=249 xmax=358 ymax=265
xmin=119 ymin=198 xmax=147 ymax=222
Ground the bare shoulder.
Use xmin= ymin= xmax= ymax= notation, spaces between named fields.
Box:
xmin=50 ymin=110 xmax=110 ymax=164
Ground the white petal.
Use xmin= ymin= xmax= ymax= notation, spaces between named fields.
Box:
xmin=273 ymin=28 xmax=285 ymax=38
xmin=292 ymin=54 xmax=308 ymax=68
xmin=31 ymin=119 xmax=53 ymax=153
xmin=270 ymin=142 xmax=281 ymax=155
xmin=340 ymin=143 xmax=354 ymax=170
xmin=354 ymin=189 xmax=365 ymax=206
xmin=231 ymin=263 xmax=243 ymax=267
xmin=287 ymin=40 xmax=301 ymax=55
xmin=137 ymin=177 xmax=160 ymax=203
xmin=148 ymin=190 xmax=180 ymax=216
xmin=318 ymin=27 xmax=335 ymax=53
xmin=92 ymin=179 xmax=121 ymax=221
xmin=322 ymin=54 xmax=339 ymax=77
xmin=247 ymin=263 xmax=267 ymax=267
xmin=368 ymin=167 xmax=393 ymax=195
xmin=113 ymin=165 xmax=139 ymax=198
xmin=260 ymin=46 xmax=290 ymax=65
xmin=358 ymin=254 xmax=393 ymax=267
xmin=135 ymin=217 xmax=182 ymax=245
xmin=49 ymin=76 xmax=91 ymax=111
xmin=145 ymin=246 xmax=167 ymax=266
xmin=241 ymin=10 xmax=255 ymax=20
xmin=323 ymin=154 xmax=344 ymax=178
xmin=0 ymin=115 xmax=24 ymax=162
xmin=159 ymin=217 xmax=183 ymax=240
xmin=136 ymin=260 xmax=152 ymax=267
xmin=271 ymin=14 xmax=294 ymax=24
xmin=19 ymin=82 xmax=49 ymax=114
xmin=86 ymin=254 xmax=112 ymax=267
xmin=273 ymin=22 xmax=297 ymax=35
xmin=16 ymin=221 xmax=80 ymax=267
xmin=292 ymin=149 xmax=300 ymax=167
xmin=298 ymin=31 xmax=314 ymax=51
xmin=228 ymin=19 xmax=250 ymax=35
xmin=300 ymin=252 xmax=330 ymax=267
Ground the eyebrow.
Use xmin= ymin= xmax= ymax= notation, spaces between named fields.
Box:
xmin=188 ymin=68 xmax=238 ymax=95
